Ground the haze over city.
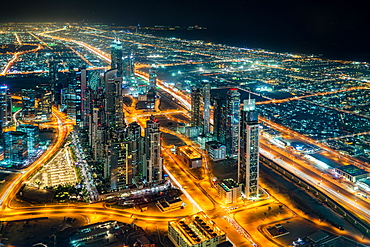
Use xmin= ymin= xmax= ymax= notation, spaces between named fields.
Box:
xmin=0 ymin=1 xmax=370 ymax=247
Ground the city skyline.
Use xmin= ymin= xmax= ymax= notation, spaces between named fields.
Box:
xmin=0 ymin=22 xmax=370 ymax=246
xmin=0 ymin=0 xmax=369 ymax=61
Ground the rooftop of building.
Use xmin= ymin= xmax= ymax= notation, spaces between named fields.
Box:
xmin=218 ymin=179 xmax=240 ymax=192
xmin=206 ymin=141 xmax=226 ymax=149
xmin=169 ymin=212 xmax=225 ymax=246
xmin=177 ymin=145 xmax=202 ymax=159
xmin=336 ymin=164 xmax=369 ymax=176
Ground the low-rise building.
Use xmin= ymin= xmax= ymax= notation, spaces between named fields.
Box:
xmin=177 ymin=145 xmax=202 ymax=168
xmin=168 ymin=212 xmax=227 ymax=247
xmin=335 ymin=165 xmax=369 ymax=183
xmin=205 ymin=141 xmax=226 ymax=161
xmin=156 ymin=197 xmax=184 ymax=213
xmin=216 ymin=178 xmax=242 ymax=204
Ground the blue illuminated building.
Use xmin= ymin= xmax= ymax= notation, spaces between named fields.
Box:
xmin=4 ymin=131 xmax=28 ymax=167
xmin=17 ymin=124 xmax=39 ymax=157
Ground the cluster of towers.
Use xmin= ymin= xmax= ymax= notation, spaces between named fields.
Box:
xmin=191 ymin=86 xmax=260 ymax=198
xmin=45 ymin=39 xmax=163 ymax=191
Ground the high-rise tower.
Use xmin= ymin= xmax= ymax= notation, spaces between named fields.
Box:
xmin=149 ymin=66 xmax=157 ymax=90
xmin=238 ymin=98 xmax=259 ymax=198
xmin=144 ymin=115 xmax=163 ymax=185
xmin=17 ymin=124 xmax=39 ymax=157
xmin=226 ymin=89 xmax=240 ymax=157
xmin=202 ymin=82 xmax=211 ymax=136
xmin=111 ymin=39 xmax=123 ymax=77
xmin=21 ymin=89 xmax=36 ymax=120
xmin=191 ymin=87 xmax=202 ymax=128
xmin=127 ymin=122 xmax=143 ymax=186
xmin=0 ymin=84 xmax=11 ymax=127
xmin=213 ymin=97 xmax=227 ymax=144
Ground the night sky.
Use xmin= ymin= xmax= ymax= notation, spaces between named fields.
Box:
xmin=2 ymin=0 xmax=370 ymax=61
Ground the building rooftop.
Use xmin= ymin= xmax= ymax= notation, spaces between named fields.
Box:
xmin=218 ymin=179 xmax=240 ymax=192
xmin=206 ymin=141 xmax=225 ymax=149
xmin=169 ymin=212 xmax=225 ymax=246
xmin=336 ymin=164 xmax=369 ymax=177
xmin=178 ymin=145 xmax=202 ymax=159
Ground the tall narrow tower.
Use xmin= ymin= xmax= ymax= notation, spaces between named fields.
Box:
xmin=111 ymin=39 xmax=123 ymax=77
xmin=127 ymin=122 xmax=143 ymax=186
xmin=149 ymin=66 xmax=157 ymax=90
xmin=0 ymin=84 xmax=9 ymax=148
xmin=144 ymin=115 xmax=163 ymax=184
xmin=0 ymin=85 xmax=11 ymax=127
xmin=191 ymin=87 xmax=202 ymax=128
xmin=238 ymin=98 xmax=259 ymax=198
xmin=202 ymin=82 xmax=211 ymax=136
xmin=226 ymin=89 xmax=240 ymax=157
xmin=213 ymin=96 xmax=227 ymax=144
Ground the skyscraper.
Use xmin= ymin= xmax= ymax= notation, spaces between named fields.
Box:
xmin=37 ymin=90 xmax=52 ymax=121
xmin=47 ymin=58 xmax=59 ymax=104
xmin=238 ymin=98 xmax=259 ymax=198
xmin=213 ymin=97 xmax=227 ymax=144
xmin=104 ymin=69 xmax=125 ymax=133
xmin=111 ymin=39 xmax=123 ymax=77
xmin=88 ymin=88 xmax=106 ymax=163
xmin=191 ymin=87 xmax=202 ymax=128
xmin=149 ymin=66 xmax=157 ymax=90
xmin=144 ymin=115 xmax=163 ymax=185
xmin=202 ymin=82 xmax=211 ymax=136
xmin=104 ymin=69 xmax=127 ymax=190
xmin=75 ymin=67 xmax=87 ymax=128
xmin=0 ymin=85 xmax=11 ymax=124
xmin=22 ymin=88 xmax=36 ymax=120
xmin=4 ymin=131 xmax=28 ymax=167
xmin=226 ymin=89 xmax=240 ymax=157
xmin=17 ymin=124 xmax=39 ymax=157
xmin=127 ymin=122 xmax=143 ymax=186
xmin=123 ymin=53 xmax=135 ymax=80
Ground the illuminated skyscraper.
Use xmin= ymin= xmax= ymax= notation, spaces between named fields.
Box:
xmin=127 ymin=121 xmax=143 ymax=186
xmin=75 ymin=67 xmax=87 ymax=128
xmin=149 ymin=66 xmax=157 ymax=90
xmin=17 ymin=124 xmax=39 ymax=157
xmin=111 ymin=39 xmax=123 ymax=77
xmin=47 ymin=58 xmax=59 ymax=104
xmin=144 ymin=115 xmax=163 ymax=184
xmin=37 ymin=90 xmax=52 ymax=121
xmin=146 ymin=88 xmax=156 ymax=110
xmin=104 ymin=69 xmax=127 ymax=190
xmin=0 ymin=87 xmax=5 ymax=148
xmin=4 ymin=131 xmax=28 ymax=167
xmin=202 ymin=82 xmax=211 ymax=136
xmin=22 ymin=88 xmax=36 ymax=120
xmin=123 ymin=53 xmax=135 ymax=80
xmin=89 ymin=89 xmax=106 ymax=163
xmin=104 ymin=69 xmax=125 ymax=133
xmin=226 ymin=89 xmax=240 ymax=157
xmin=0 ymin=85 xmax=11 ymax=145
xmin=238 ymin=98 xmax=259 ymax=198
xmin=213 ymin=97 xmax=227 ymax=144
xmin=191 ymin=87 xmax=202 ymax=128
